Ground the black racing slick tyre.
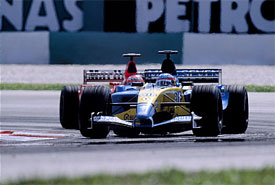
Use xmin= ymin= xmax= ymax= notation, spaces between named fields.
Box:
xmin=191 ymin=85 xmax=223 ymax=137
xmin=222 ymin=85 xmax=249 ymax=134
xmin=78 ymin=86 xmax=111 ymax=138
xmin=59 ymin=85 xmax=80 ymax=129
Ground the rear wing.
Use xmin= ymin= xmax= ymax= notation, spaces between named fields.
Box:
xmin=83 ymin=70 xmax=144 ymax=84
xmin=144 ymin=69 xmax=222 ymax=84
xmin=83 ymin=69 xmax=222 ymax=84
xmin=83 ymin=70 xmax=123 ymax=84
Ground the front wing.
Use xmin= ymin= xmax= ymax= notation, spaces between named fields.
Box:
xmin=89 ymin=112 xmax=202 ymax=129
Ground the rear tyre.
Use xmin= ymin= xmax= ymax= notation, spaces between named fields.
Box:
xmin=113 ymin=128 xmax=140 ymax=138
xmin=59 ymin=85 xmax=80 ymax=129
xmin=222 ymin=85 xmax=248 ymax=134
xmin=78 ymin=86 xmax=111 ymax=138
xmin=191 ymin=85 xmax=223 ymax=136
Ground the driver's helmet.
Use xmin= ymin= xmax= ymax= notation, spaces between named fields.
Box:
xmin=156 ymin=73 xmax=176 ymax=87
xmin=126 ymin=75 xmax=144 ymax=86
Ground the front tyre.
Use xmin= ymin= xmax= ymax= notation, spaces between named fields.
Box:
xmin=79 ymin=86 xmax=111 ymax=138
xmin=191 ymin=85 xmax=223 ymax=137
xmin=222 ymin=85 xmax=248 ymax=134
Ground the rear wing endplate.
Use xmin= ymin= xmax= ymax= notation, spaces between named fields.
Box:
xmin=144 ymin=69 xmax=222 ymax=84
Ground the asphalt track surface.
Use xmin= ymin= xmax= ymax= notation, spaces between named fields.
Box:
xmin=1 ymin=90 xmax=275 ymax=182
xmin=2 ymin=64 xmax=275 ymax=86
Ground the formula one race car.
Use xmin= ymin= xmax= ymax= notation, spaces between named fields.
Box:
xmin=60 ymin=51 xmax=249 ymax=138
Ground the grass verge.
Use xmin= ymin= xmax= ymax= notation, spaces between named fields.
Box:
xmin=245 ymin=85 xmax=275 ymax=92
xmin=0 ymin=83 xmax=77 ymax=91
xmin=2 ymin=168 xmax=274 ymax=185
xmin=0 ymin=83 xmax=275 ymax=92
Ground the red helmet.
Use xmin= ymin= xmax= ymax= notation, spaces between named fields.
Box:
xmin=126 ymin=75 xmax=144 ymax=86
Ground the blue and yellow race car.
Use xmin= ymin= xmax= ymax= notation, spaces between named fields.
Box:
xmin=60 ymin=51 xmax=249 ymax=138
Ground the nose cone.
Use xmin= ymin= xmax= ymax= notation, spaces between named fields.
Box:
xmin=136 ymin=103 xmax=155 ymax=120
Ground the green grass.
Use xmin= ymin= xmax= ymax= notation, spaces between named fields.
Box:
xmin=2 ymin=168 xmax=274 ymax=185
xmin=245 ymin=85 xmax=275 ymax=92
xmin=0 ymin=83 xmax=275 ymax=92
xmin=0 ymin=83 xmax=77 ymax=91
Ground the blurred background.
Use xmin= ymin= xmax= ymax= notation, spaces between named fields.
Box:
xmin=0 ymin=0 xmax=274 ymax=65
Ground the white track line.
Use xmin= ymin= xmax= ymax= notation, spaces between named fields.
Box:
xmin=0 ymin=130 xmax=66 ymax=142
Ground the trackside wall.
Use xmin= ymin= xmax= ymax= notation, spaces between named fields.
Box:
xmin=183 ymin=33 xmax=275 ymax=65
xmin=49 ymin=32 xmax=183 ymax=64
xmin=1 ymin=32 xmax=274 ymax=65
xmin=1 ymin=0 xmax=274 ymax=65
xmin=0 ymin=32 xmax=49 ymax=64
